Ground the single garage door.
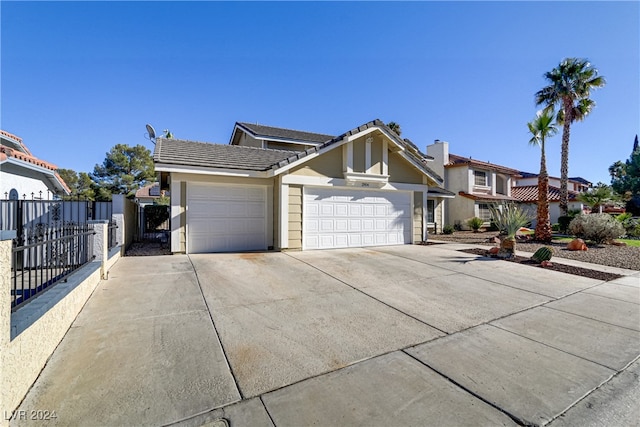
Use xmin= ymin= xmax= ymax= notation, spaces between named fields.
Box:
xmin=187 ymin=183 xmax=267 ymax=253
xmin=303 ymin=187 xmax=412 ymax=250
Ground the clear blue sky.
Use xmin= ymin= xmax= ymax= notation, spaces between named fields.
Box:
xmin=2 ymin=1 xmax=638 ymax=186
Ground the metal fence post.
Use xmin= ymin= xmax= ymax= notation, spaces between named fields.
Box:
xmin=0 ymin=230 xmax=17 ymax=424
xmin=88 ymin=220 xmax=108 ymax=280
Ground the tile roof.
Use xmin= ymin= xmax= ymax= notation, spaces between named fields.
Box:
xmin=457 ymin=191 xmax=518 ymax=202
xmin=520 ymin=171 xmax=592 ymax=186
xmin=237 ymin=122 xmax=334 ymax=144
xmin=512 ymin=185 xmax=579 ymax=202
xmin=154 ymin=138 xmax=294 ymax=171
xmin=1 ymin=145 xmax=58 ymax=171
xmin=0 ymin=144 xmax=70 ymax=194
xmin=135 ymin=183 xmax=161 ymax=198
xmin=1 ymin=130 xmax=31 ymax=155
xmin=155 ymin=120 xmax=443 ymax=184
xmin=447 ymin=154 xmax=521 ymax=176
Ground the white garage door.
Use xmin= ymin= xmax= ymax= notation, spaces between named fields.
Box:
xmin=187 ymin=183 xmax=267 ymax=253
xmin=303 ymin=187 xmax=412 ymax=250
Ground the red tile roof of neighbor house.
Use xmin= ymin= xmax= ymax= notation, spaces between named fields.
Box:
xmin=1 ymin=130 xmax=32 ymax=155
xmin=0 ymin=135 xmax=71 ymax=195
xmin=446 ymin=154 xmax=522 ymax=177
xmin=457 ymin=191 xmax=518 ymax=202
xmin=512 ymin=185 xmax=579 ymax=203
xmin=0 ymin=145 xmax=59 ymax=171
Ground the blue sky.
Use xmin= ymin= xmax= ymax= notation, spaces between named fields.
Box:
xmin=2 ymin=1 xmax=638 ymax=186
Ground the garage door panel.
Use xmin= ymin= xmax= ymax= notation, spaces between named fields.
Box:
xmin=187 ymin=183 xmax=267 ymax=253
xmin=303 ymin=187 xmax=412 ymax=250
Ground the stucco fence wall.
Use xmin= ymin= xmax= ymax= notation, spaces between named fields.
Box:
xmin=0 ymin=206 xmax=130 ymax=423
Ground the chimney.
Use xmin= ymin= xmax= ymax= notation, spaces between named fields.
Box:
xmin=426 ymin=139 xmax=448 ymax=179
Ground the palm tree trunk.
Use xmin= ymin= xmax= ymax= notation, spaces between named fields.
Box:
xmin=535 ymin=142 xmax=552 ymax=242
xmin=560 ymin=98 xmax=572 ymax=217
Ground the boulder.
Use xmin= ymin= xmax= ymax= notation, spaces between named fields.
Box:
xmin=567 ymin=238 xmax=588 ymax=251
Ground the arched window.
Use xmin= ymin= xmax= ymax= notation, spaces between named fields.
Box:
xmin=9 ymin=189 xmax=19 ymax=200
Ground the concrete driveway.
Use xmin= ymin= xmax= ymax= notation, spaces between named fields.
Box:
xmin=13 ymin=244 xmax=639 ymax=427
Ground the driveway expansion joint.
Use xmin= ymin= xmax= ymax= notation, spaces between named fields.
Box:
xmin=187 ymin=254 xmax=244 ymax=400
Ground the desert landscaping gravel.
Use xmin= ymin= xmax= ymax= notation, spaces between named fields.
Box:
xmin=430 ymin=231 xmax=640 ymax=271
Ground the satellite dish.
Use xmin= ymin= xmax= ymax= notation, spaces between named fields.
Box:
xmin=145 ymin=124 xmax=157 ymax=143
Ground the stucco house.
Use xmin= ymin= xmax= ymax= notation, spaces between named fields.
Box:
xmin=513 ymin=172 xmax=591 ymax=226
xmin=154 ymin=119 xmax=454 ymax=254
xmin=426 ymin=140 xmax=520 ymax=229
xmin=0 ymin=130 xmax=70 ymax=200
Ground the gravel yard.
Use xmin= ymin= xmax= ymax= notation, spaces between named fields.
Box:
xmin=430 ymin=231 xmax=640 ymax=271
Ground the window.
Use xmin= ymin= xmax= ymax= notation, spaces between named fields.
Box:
xmin=474 ymin=170 xmax=487 ymax=186
xmin=477 ymin=203 xmax=491 ymax=221
xmin=427 ymin=199 xmax=435 ymax=223
xmin=9 ymin=189 xmax=19 ymax=200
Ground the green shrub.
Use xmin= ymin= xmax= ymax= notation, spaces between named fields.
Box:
xmin=551 ymin=223 xmax=560 ymax=232
xmin=466 ymin=217 xmax=484 ymax=232
xmin=144 ymin=205 xmax=170 ymax=232
xmin=568 ymin=213 xmax=625 ymax=244
xmin=557 ymin=216 xmax=573 ymax=234
xmin=442 ymin=224 xmax=454 ymax=234
xmin=531 ymin=246 xmax=553 ymax=263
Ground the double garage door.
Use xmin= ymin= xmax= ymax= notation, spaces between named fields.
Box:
xmin=187 ymin=183 xmax=412 ymax=253
xmin=303 ymin=187 xmax=412 ymax=250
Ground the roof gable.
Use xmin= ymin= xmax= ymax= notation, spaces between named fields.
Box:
xmin=232 ymin=122 xmax=334 ymax=146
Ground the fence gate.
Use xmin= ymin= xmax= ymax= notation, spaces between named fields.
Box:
xmin=135 ymin=204 xmax=170 ymax=243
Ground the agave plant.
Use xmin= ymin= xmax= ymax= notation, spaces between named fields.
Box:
xmin=489 ymin=203 xmax=533 ymax=258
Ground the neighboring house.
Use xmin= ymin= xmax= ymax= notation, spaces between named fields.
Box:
xmin=426 ymin=140 xmax=520 ymax=229
xmin=0 ymin=130 xmax=70 ymax=200
xmin=134 ymin=183 xmax=169 ymax=206
xmin=513 ymin=172 xmax=591 ymax=226
xmin=516 ymin=171 xmax=592 ymax=193
xmin=154 ymin=119 xmax=455 ymax=254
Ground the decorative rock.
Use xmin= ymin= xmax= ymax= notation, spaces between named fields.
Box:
xmin=567 ymin=238 xmax=588 ymax=251
xmin=540 ymin=260 xmax=553 ymax=267
xmin=488 ymin=247 xmax=499 ymax=255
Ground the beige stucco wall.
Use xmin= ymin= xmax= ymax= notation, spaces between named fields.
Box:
xmin=288 ymin=185 xmax=303 ymax=249
xmin=289 ymin=148 xmax=343 ymax=178
xmin=370 ymin=139 xmax=383 ymax=175
xmin=240 ymin=133 xmax=263 ymax=148
xmin=388 ymin=153 xmax=423 ymax=184
xmin=273 ymin=183 xmax=280 ymax=249
xmin=413 ymin=192 xmax=423 ymax=242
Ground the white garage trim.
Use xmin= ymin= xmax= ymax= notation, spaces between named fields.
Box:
xmin=303 ymin=186 xmax=413 ymax=250
xmin=186 ymin=182 xmax=269 ymax=253
xmin=282 ymin=174 xmax=429 ymax=192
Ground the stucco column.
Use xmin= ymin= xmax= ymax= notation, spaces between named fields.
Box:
xmin=89 ymin=220 xmax=108 ymax=280
xmin=0 ymin=230 xmax=16 ymax=424
xmin=111 ymin=195 xmax=126 ymax=255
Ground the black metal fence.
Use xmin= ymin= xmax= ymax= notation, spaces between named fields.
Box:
xmin=11 ymin=224 xmax=96 ymax=310
xmin=108 ymin=221 xmax=118 ymax=250
xmin=136 ymin=204 xmax=170 ymax=243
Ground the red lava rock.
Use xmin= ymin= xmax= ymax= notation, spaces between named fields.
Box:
xmin=541 ymin=260 xmax=553 ymax=267
xmin=488 ymin=247 xmax=499 ymax=254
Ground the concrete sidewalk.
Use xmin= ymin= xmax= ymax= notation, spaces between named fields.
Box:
xmin=11 ymin=244 xmax=639 ymax=427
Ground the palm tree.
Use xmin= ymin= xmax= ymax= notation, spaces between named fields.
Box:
xmin=386 ymin=122 xmax=402 ymax=136
xmin=527 ymin=110 xmax=558 ymax=242
xmin=535 ymin=58 xmax=606 ymax=216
